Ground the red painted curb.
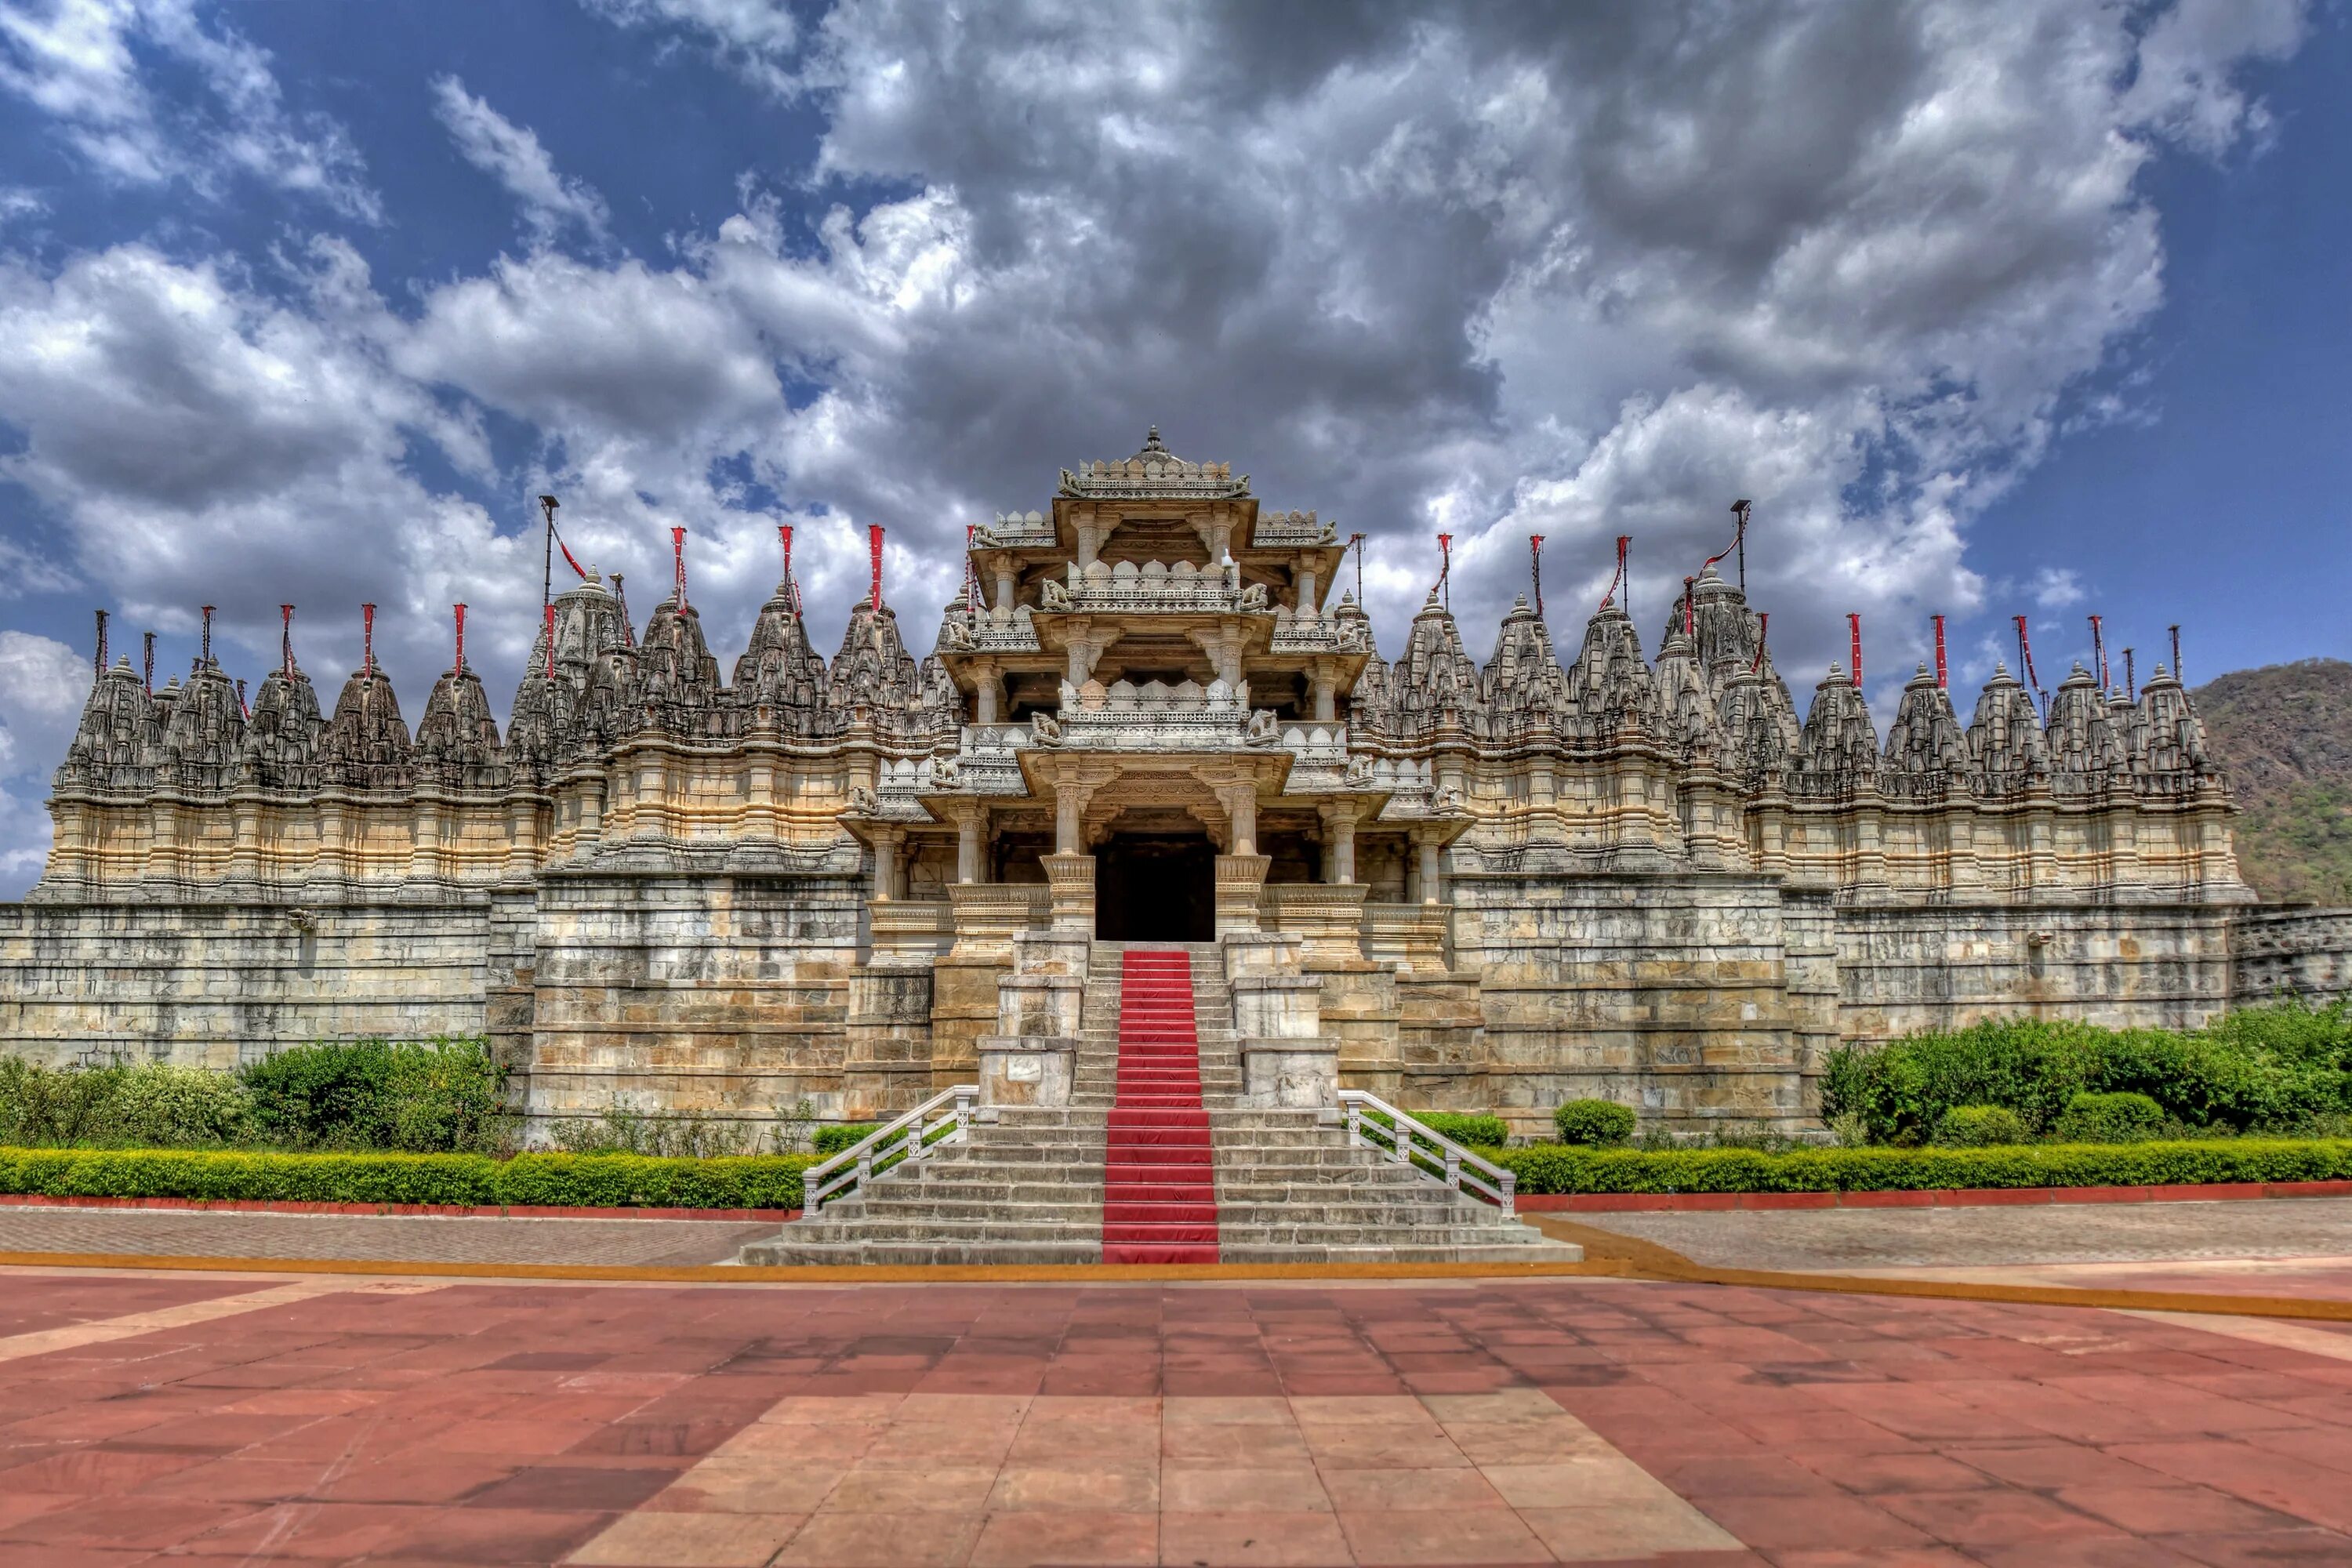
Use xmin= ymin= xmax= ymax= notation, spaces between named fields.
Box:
xmin=1519 ymin=1178 xmax=2352 ymax=1212
xmin=0 ymin=1195 xmax=800 ymax=1221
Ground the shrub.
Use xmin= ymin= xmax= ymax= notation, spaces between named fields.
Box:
xmin=1555 ymin=1099 xmax=1636 ymax=1147
xmin=108 ymin=1064 xmax=250 ymax=1146
xmin=239 ymin=1038 xmax=510 ymax=1153
xmin=1821 ymin=1002 xmax=2352 ymax=1145
xmin=1490 ymin=1138 xmax=2352 ymax=1196
xmin=1413 ymin=1112 xmax=1510 ymax=1149
xmin=0 ymin=1146 xmax=818 ymax=1210
xmin=546 ymin=1098 xmax=764 ymax=1158
xmin=2053 ymin=1091 xmax=2164 ymax=1144
xmin=1933 ymin=1105 xmax=2029 ymax=1147
xmin=811 ymin=1123 xmax=881 ymax=1156
xmin=0 ymin=1057 xmax=132 ymax=1144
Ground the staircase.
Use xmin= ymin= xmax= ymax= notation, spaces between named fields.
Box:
xmin=1102 ymin=949 xmax=1220 ymax=1262
xmin=739 ymin=940 xmax=1580 ymax=1266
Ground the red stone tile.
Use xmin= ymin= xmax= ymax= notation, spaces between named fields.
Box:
xmin=1686 ymin=1492 xmax=1935 ymax=1552
xmin=1871 ymin=1487 xmax=2129 ymax=1547
xmin=0 ymin=1494 xmax=247 ymax=1551
xmin=2162 ymin=1528 xmax=2352 ymax=1566
xmin=2059 ymin=1483 xmax=2303 ymax=1536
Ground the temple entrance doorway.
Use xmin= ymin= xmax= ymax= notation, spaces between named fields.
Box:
xmin=1096 ymin=833 xmax=1215 ymax=942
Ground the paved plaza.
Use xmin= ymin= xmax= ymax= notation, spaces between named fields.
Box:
xmin=3 ymin=1236 xmax=2352 ymax=1566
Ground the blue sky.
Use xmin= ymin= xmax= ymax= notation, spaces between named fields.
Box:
xmin=0 ymin=0 xmax=2341 ymax=891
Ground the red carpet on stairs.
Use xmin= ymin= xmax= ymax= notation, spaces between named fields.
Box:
xmin=1102 ymin=949 xmax=1221 ymax=1264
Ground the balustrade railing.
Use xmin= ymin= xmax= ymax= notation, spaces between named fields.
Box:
xmin=802 ymin=1085 xmax=977 ymax=1210
xmin=1337 ymin=1090 xmax=1516 ymax=1213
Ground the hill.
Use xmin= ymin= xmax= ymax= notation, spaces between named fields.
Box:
xmin=2194 ymin=659 xmax=2352 ymax=907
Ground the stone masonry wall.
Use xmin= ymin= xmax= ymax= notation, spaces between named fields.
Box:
xmin=2231 ymin=908 xmax=2352 ymax=1005
xmin=521 ymin=869 xmax=866 ymax=1135
xmin=1449 ymin=870 xmax=1811 ymax=1138
xmin=0 ymin=899 xmax=493 ymax=1069
xmin=1833 ymin=903 xmax=2241 ymax=1048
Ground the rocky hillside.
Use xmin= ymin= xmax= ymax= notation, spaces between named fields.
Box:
xmin=2194 ymin=659 xmax=2352 ymax=907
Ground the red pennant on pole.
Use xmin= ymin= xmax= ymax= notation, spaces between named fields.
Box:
xmin=869 ymin=524 xmax=885 ymax=611
xmin=1933 ymin=615 xmax=1947 ymax=691
xmin=670 ymin=527 xmax=688 ymax=612
xmin=1848 ymin=613 xmax=1863 ymax=688
xmin=452 ymin=604 xmax=467 ymax=673
xmin=360 ymin=604 xmax=375 ymax=676
xmin=280 ymin=604 xmax=294 ymax=680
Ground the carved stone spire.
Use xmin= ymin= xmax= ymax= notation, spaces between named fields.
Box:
xmin=1561 ymin=601 xmax=1655 ymax=742
xmin=318 ymin=662 xmax=412 ymax=793
xmin=236 ymin=661 xmax=324 ymax=793
xmin=826 ymin=597 xmax=949 ymax=743
xmin=1380 ymin=590 xmax=1483 ymax=742
xmin=733 ymin=575 xmax=829 ymax=736
xmin=1882 ymin=662 xmax=1969 ymax=779
xmin=1650 ymin=622 xmax=1719 ymax=756
xmin=1794 ymin=665 xmax=1878 ymax=790
xmin=2043 ymin=662 xmax=2128 ymax=793
xmin=56 ymin=657 xmax=147 ymax=794
xmin=415 ymin=664 xmax=503 ymax=790
xmin=635 ymin=590 xmax=726 ymax=740
xmin=1965 ymin=660 xmax=2048 ymax=786
xmin=2133 ymin=662 xmax=2213 ymax=779
xmin=1478 ymin=594 xmax=1571 ymax=741
xmin=159 ymin=657 xmax=246 ymax=795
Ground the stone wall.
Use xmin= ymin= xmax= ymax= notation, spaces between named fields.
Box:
xmin=521 ymin=869 xmax=866 ymax=1134
xmin=2231 ymin=908 xmax=2352 ymax=1006
xmin=1831 ymin=903 xmax=2241 ymax=1048
xmin=0 ymin=898 xmax=494 ymax=1069
xmin=1449 ymin=869 xmax=1812 ymax=1138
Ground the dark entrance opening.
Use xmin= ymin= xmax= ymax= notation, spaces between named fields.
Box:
xmin=1096 ymin=834 xmax=1215 ymax=942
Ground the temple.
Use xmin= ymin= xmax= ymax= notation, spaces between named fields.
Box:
xmin=7 ymin=430 xmax=2344 ymax=1141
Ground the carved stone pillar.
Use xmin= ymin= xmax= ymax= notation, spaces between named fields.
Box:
xmin=964 ymin=658 xmax=996 ymax=725
xmin=1310 ymin=663 xmax=1338 ymax=724
xmin=1298 ymin=564 xmax=1319 ymax=616
xmin=870 ymin=826 xmax=903 ymax=901
xmin=1214 ymin=853 xmax=1270 ymax=935
xmin=1214 ymin=782 xmax=1258 ymax=858
xmin=953 ymin=804 xmax=985 ymax=884
xmin=1319 ymin=804 xmax=1359 ymax=884
xmin=1414 ymin=829 xmax=1443 ymax=906
xmin=1042 ymin=852 xmax=1095 ymax=932
xmin=993 ymin=562 xmax=1017 ymax=622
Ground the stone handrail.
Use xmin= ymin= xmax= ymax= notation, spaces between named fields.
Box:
xmin=1337 ymin=1089 xmax=1516 ymax=1214
xmin=802 ymin=1085 xmax=977 ymax=1210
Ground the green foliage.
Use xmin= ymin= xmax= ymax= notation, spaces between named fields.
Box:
xmin=2190 ymin=661 xmax=2352 ymax=906
xmin=1554 ymin=1098 xmax=1636 ymax=1147
xmin=1413 ymin=1112 xmax=1510 ymax=1149
xmin=2053 ymin=1091 xmax=2164 ymax=1143
xmin=812 ymin=1123 xmax=881 ymax=1156
xmin=106 ymin=1064 xmax=251 ymax=1145
xmin=545 ymin=1098 xmax=777 ymax=1158
xmin=238 ymin=1038 xmax=511 ymax=1153
xmin=0 ymin=1058 xmax=252 ymax=1147
xmin=1822 ymin=1002 xmax=2352 ymax=1145
xmin=1490 ymin=1138 xmax=2352 ymax=1196
xmin=1933 ymin=1105 xmax=2030 ymax=1147
xmin=0 ymin=1146 xmax=817 ymax=1210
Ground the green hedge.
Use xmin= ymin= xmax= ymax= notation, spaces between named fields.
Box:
xmin=0 ymin=1147 xmax=817 ymax=1210
xmin=1490 ymin=1138 xmax=2352 ymax=1196
xmin=1824 ymin=1003 xmax=2352 ymax=1145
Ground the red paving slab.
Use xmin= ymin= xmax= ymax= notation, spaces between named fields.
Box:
xmin=0 ymin=1275 xmax=2344 ymax=1563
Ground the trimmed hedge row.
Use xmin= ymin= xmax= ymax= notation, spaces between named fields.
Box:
xmin=1489 ymin=1138 xmax=2352 ymax=1196
xmin=0 ymin=1147 xmax=818 ymax=1210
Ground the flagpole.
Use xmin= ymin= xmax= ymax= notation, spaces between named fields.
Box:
xmin=539 ymin=495 xmax=559 ymax=615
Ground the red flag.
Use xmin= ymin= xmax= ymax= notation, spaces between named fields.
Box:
xmin=552 ymin=523 xmax=588 ymax=581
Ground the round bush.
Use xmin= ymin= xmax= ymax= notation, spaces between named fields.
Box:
xmin=2053 ymin=1091 xmax=2164 ymax=1143
xmin=1932 ymin=1105 xmax=2028 ymax=1148
xmin=1554 ymin=1098 xmax=1635 ymax=1147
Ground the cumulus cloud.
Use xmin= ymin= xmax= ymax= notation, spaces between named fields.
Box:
xmin=0 ymin=0 xmax=379 ymax=218
xmin=0 ymin=0 xmax=2311 ymax=891
xmin=430 ymin=76 xmax=610 ymax=244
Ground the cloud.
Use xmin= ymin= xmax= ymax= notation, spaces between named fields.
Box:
xmin=0 ymin=0 xmax=2310 ymax=894
xmin=430 ymin=75 xmax=610 ymax=244
xmin=0 ymin=0 xmax=379 ymax=219
xmin=2031 ymin=567 xmax=2087 ymax=610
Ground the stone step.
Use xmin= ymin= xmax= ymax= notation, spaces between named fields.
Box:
xmin=743 ymin=1239 xmax=1103 ymax=1265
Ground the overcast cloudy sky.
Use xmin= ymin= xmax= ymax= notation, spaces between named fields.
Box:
xmin=0 ymin=0 xmax=2344 ymax=891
